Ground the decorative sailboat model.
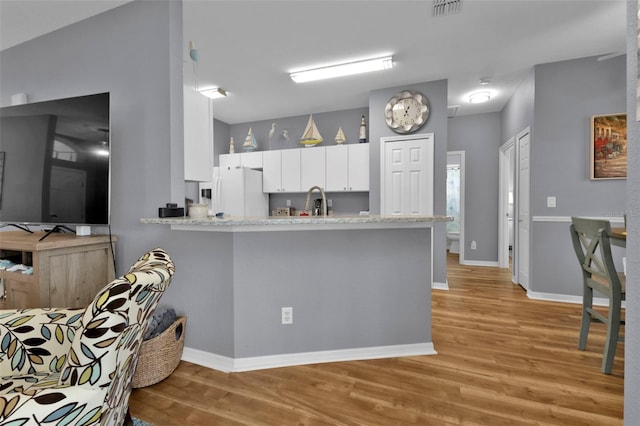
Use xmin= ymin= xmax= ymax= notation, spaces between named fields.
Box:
xmin=300 ymin=114 xmax=323 ymax=147
xmin=334 ymin=126 xmax=346 ymax=145
xmin=243 ymin=127 xmax=257 ymax=151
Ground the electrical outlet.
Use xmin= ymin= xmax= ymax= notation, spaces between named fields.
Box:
xmin=470 ymin=240 xmax=477 ymax=250
xmin=281 ymin=307 xmax=293 ymax=325
xmin=547 ymin=196 xmax=556 ymax=208
xmin=286 ymin=200 xmax=291 ymax=207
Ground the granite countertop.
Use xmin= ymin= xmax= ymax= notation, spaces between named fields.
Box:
xmin=141 ymin=215 xmax=451 ymax=232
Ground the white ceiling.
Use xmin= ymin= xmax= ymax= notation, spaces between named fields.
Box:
xmin=0 ymin=0 xmax=627 ymax=125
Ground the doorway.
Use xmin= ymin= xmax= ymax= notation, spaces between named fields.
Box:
xmin=498 ymin=127 xmax=531 ymax=290
xmin=446 ymin=151 xmax=465 ymax=263
xmin=499 ymin=138 xmax=515 ymax=275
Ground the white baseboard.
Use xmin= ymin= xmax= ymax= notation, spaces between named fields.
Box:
xmin=182 ymin=342 xmax=437 ymax=373
xmin=181 ymin=347 xmax=235 ymax=372
xmin=526 ymin=290 xmax=625 ymax=308
xmin=432 ymin=281 xmax=449 ymax=290
xmin=460 ymin=260 xmax=500 ymax=267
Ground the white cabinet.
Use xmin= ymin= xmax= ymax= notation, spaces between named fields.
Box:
xmin=325 ymin=146 xmax=348 ymax=191
xmin=300 ymin=147 xmax=326 ymax=190
xmin=219 ymin=153 xmax=240 ymax=169
xmin=219 ymin=152 xmax=263 ymax=170
xmin=184 ymin=86 xmax=213 ymax=181
xmin=263 ymin=149 xmax=301 ymax=192
xmin=347 ymin=144 xmax=369 ymax=191
xmin=325 ymin=144 xmax=369 ymax=191
xmin=240 ymin=151 xmax=263 ymax=169
xmin=259 ymin=145 xmax=368 ymax=193
xmin=281 ymin=149 xmax=301 ymax=192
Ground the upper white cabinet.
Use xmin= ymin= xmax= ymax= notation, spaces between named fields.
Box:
xmin=240 ymin=151 xmax=263 ymax=169
xmin=263 ymin=149 xmax=301 ymax=192
xmin=300 ymin=147 xmax=326 ymax=190
xmin=219 ymin=153 xmax=241 ymax=169
xmin=347 ymin=144 xmax=369 ymax=191
xmin=325 ymin=144 xmax=369 ymax=191
xmin=225 ymin=145 xmax=368 ymax=193
xmin=219 ymin=152 xmax=263 ymax=169
xmin=184 ymin=86 xmax=213 ymax=181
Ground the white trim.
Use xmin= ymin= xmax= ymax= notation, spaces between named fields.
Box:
xmin=498 ymin=138 xmax=515 ymax=269
xmin=182 ymin=342 xmax=437 ymax=373
xmin=447 ymin=151 xmax=465 ymax=264
xmin=527 ymin=290 xmax=626 ymax=308
xmin=432 ymin=281 xmax=449 ymax=290
xmin=460 ymin=260 xmax=500 ymax=267
xmin=182 ymin=347 xmax=235 ymax=373
xmin=532 ymin=215 xmax=625 ymax=224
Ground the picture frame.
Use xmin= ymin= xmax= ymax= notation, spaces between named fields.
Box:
xmin=590 ymin=113 xmax=627 ymax=180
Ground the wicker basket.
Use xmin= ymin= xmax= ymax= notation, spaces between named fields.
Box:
xmin=132 ymin=316 xmax=186 ymax=388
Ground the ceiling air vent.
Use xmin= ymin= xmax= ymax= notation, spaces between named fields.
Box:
xmin=433 ymin=0 xmax=462 ymax=17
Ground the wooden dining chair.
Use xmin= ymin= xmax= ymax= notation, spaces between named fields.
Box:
xmin=569 ymin=217 xmax=625 ymax=374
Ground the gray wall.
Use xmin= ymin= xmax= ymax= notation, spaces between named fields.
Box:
xmin=213 ymin=118 xmax=230 ymax=167
xmin=228 ymin=107 xmax=369 ymax=154
xmin=448 ymin=112 xmax=502 ymax=262
xmin=369 ymin=81 xmax=449 ymax=284
xmin=501 ymin=69 xmax=535 ymax=143
xmin=232 ymin=228 xmax=432 ymax=358
xmin=529 ymin=55 xmax=626 ymax=296
xmin=625 ymin=0 xmax=638 ymax=421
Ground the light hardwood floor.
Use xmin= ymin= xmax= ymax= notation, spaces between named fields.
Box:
xmin=129 ymin=254 xmax=624 ymax=425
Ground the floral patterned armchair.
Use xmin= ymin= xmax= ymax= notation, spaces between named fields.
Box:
xmin=0 ymin=248 xmax=174 ymax=426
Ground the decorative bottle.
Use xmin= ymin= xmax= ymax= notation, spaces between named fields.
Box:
xmin=229 ymin=137 xmax=235 ymax=154
xmin=359 ymin=115 xmax=367 ymax=143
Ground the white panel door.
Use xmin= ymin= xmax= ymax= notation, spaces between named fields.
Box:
xmin=381 ymin=135 xmax=434 ymax=216
xmin=517 ymin=129 xmax=530 ymax=291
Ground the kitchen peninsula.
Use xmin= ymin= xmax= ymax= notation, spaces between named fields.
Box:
xmin=142 ymin=215 xmax=449 ymax=372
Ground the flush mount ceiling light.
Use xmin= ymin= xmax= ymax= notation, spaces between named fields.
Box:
xmin=290 ymin=56 xmax=393 ymax=83
xmin=468 ymin=90 xmax=492 ymax=104
xmin=199 ymin=87 xmax=227 ymax=99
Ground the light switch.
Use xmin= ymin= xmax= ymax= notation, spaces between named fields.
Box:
xmin=547 ymin=196 xmax=556 ymax=208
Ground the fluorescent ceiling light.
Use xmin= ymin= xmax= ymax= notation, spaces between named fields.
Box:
xmin=199 ymin=87 xmax=227 ymax=99
xmin=290 ymin=56 xmax=393 ymax=83
xmin=468 ymin=90 xmax=492 ymax=104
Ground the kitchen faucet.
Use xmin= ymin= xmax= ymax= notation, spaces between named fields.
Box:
xmin=304 ymin=186 xmax=327 ymax=216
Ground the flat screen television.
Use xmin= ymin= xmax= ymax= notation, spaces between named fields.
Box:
xmin=0 ymin=93 xmax=110 ymax=227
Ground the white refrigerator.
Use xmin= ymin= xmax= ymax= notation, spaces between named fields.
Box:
xmin=199 ymin=167 xmax=268 ymax=217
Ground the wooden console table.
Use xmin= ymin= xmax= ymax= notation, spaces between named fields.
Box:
xmin=0 ymin=231 xmax=116 ymax=309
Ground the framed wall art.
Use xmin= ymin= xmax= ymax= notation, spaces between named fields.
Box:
xmin=590 ymin=113 xmax=627 ymax=180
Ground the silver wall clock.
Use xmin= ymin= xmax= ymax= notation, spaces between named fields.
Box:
xmin=384 ymin=91 xmax=430 ymax=134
